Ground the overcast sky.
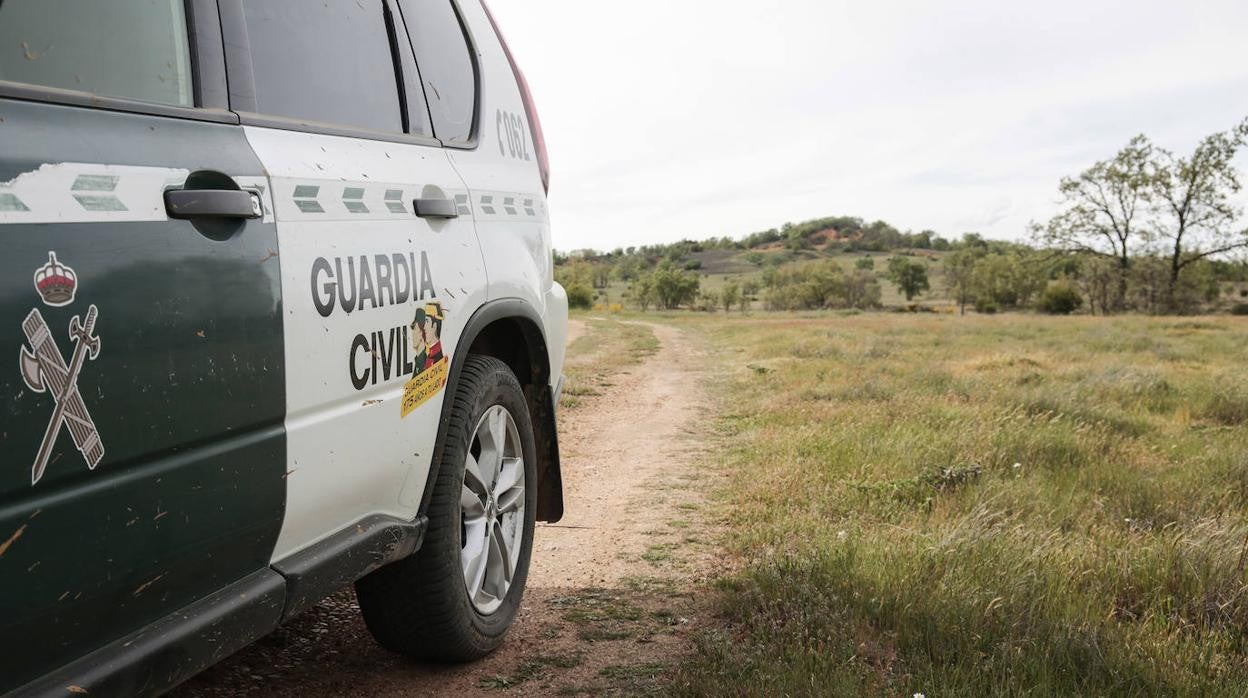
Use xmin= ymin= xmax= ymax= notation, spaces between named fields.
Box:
xmin=487 ymin=0 xmax=1248 ymax=252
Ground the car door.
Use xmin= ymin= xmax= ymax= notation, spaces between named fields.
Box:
xmin=222 ymin=0 xmax=488 ymax=562
xmin=0 ymin=0 xmax=286 ymax=691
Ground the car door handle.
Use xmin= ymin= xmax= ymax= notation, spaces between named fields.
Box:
xmin=165 ymin=189 xmax=262 ymax=220
xmin=413 ymin=198 xmax=459 ymax=219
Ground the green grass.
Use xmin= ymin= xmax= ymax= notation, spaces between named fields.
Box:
xmin=664 ymin=313 xmax=1248 ymax=696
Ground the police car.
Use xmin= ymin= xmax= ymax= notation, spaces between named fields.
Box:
xmin=0 ymin=1 xmax=567 ymax=694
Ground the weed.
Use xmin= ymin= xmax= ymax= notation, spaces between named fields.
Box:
xmin=642 ymin=544 xmax=676 ymax=564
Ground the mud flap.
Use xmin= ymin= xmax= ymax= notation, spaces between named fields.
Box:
xmin=530 ymin=382 xmax=564 ymax=523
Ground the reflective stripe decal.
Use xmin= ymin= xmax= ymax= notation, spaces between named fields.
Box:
xmin=264 ymin=183 xmax=547 ymax=223
xmin=472 ymin=190 xmax=547 ymax=222
xmin=342 ymin=187 xmax=369 ymax=214
xmin=0 ymin=193 xmax=30 ymax=212
xmin=270 ymin=180 xmax=476 ymax=222
xmin=70 ymin=174 xmax=120 ymax=191
xmin=73 ymin=195 xmax=128 ymax=212
xmin=385 ymin=189 xmax=407 ymax=214
xmin=0 ymin=163 xmax=189 ymax=224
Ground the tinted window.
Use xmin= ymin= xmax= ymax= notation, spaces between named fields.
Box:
xmin=399 ymin=0 xmax=477 ymax=144
xmin=244 ymin=0 xmax=402 ymax=133
xmin=0 ymin=0 xmax=193 ymax=106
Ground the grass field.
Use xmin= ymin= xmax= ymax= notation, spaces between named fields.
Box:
xmin=654 ymin=312 xmax=1248 ymax=695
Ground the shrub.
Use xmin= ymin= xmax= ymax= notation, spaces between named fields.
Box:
xmin=975 ymin=298 xmax=999 ymax=314
xmin=1038 ymin=280 xmax=1084 ymax=315
xmin=1231 ymin=302 xmax=1248 ymax=316
xmin=566 ymin=283 xmax=594 ymax=309
xmin=763 ymin=261 xmax=851 ymax=310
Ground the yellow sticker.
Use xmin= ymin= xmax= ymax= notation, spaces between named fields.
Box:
xmin=401 ymin=357 xmax=449 ymax=418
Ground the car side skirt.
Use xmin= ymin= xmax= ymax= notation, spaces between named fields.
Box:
xmin=12 ymin=569 xmax=287 ymax=698
xmin=271 ymin=513 xmax=428 ymax=620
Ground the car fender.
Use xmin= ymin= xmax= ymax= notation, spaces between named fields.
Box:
xmin=418 ymin=298 xmax=564 ymax=523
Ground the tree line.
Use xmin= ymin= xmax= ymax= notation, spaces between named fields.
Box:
xmin=556 ymin=118 xmax=1248 ymax=315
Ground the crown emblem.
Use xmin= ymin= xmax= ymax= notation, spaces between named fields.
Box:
xmin=33 ymin=252 xmax=77 ymax=307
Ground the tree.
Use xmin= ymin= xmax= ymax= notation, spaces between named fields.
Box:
xmin=612 ymin=254 xmax=647 ymax=282
xmin=960 ymin=232 xmax=989 ymax=250
xmin=720 ymin=282 xmax=741 ymax=313
xmin=1076 ymin=254 xmax=1120 ymax=316
xmin=1131 ymin=256 xmax=1218 ymax=314
xmin=763 ymin=261 xmax=847 ymax=310
xmin=802 ymin=263 xmax=846 ymax=307
xmin=591 ymin=264 xmax=611 ymax=289
xmin=970 ymin=252 xmax=1045 ymax=310
xmin=1035 ymin=135 xmax=1155 ymax=310
xmin=843 ymin=270 xmax=883 ymax=310
xmin=885 ymin=256 xmax=930 ymax=301
xmin=650 ymin=263 xmax=700 ymax=310
xmin=630 ymin=276 xmax=656 ymax=311
xmin=740 ymin=280 xmax=759 ymax=312
xmin=1150 ymin=117 xmax=1248 ymax=312
xmin=555 ymin=259 xmax=594 ymax=290
xmin=943 ymin=249 xmax=979 ymax=315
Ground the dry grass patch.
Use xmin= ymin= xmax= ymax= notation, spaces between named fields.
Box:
xmin=666 ymin=313 xmax=1248 ymax=696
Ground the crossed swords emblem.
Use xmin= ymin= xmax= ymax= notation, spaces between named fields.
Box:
xmin=19 ymin=305 xmax=104 ymax=485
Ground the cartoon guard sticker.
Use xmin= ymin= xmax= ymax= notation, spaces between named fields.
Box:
xmin=20 ymin=252 xmax=105 ymax=485
xmin=401 ymin=301 xmax=449 ymax=418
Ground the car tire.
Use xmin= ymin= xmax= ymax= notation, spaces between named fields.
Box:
xmin=355 ymin=354 xmax=538 ymax=661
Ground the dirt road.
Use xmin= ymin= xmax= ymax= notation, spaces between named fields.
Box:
xmin=179 ymin=320 xmax=714 ymax=696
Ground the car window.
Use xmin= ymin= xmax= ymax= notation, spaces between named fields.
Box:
xmin=399 ymin=0 xmax=477 ymax=144
xmin=0 ymin=0 xmax=193 ymax=107
xmin=243 ymin=0 xmax=403 ymax=133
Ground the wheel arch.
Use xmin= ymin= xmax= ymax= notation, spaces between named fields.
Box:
xmin=420 ymin=299 xmax=564 ymax=523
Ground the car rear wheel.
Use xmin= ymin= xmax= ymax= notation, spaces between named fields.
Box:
xmin=356 ymin=355 xmax=537 ymax=661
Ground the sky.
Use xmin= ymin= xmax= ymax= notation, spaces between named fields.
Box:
xmin=487 ymin=0 xmax=1248 ymax=252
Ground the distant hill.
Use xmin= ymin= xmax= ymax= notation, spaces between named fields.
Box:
xmin=556 ymin=213 xmax=1248 ymax=314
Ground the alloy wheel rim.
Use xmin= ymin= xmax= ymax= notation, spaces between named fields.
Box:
xmin=460 ymin=404 xmax=526 ymax=615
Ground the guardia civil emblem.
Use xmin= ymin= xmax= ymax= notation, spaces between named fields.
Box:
xmin=33 ymin=252 xmax=77 ymax=307
xmin=19 ymin=253 xmax=104 ymax=485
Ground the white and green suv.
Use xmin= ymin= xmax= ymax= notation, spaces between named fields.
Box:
xmin=0 ymin=1 xmax=567 ymax=694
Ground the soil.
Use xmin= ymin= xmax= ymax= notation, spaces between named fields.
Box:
xmin=177 ymin=321 xmax=715 ymax=697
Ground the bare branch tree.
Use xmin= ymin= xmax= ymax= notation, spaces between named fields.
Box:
xmin=1034 ymin=135 xmax=1155 ymax=310
xmin=1150 ymin=117 xmax=1248 ymax=311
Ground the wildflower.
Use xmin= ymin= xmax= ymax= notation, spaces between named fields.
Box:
xmin=1012 ymin=462 xmax=1022 ymax=470
xmin=837 ymin=530 xmax=848 ymax=541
